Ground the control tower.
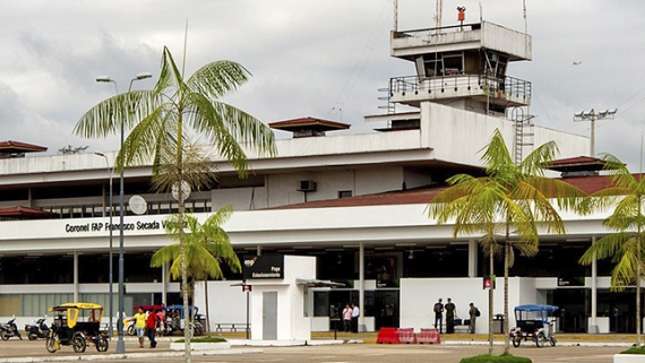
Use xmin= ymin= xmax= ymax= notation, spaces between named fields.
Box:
xmin=389 ymin=21 xmax=532 ymax=116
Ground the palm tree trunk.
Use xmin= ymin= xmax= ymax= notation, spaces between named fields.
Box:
xmin=204 ymin=280 xmax=210 ymax=335
xmin=503 ymin=223 xmax=510 ymax=355
xmin=638 ymin=224 xmax=642 ymax=346
xmin=489 ymin=242 xmax=494 ymax=355
xmin=503 ymin=240 xmax=510 ymax=355
xmin=177 ymin=114 xmax=191 ymax=363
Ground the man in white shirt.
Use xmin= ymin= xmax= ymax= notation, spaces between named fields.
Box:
xmin=351 ymin=304 xmax=360 ymax=333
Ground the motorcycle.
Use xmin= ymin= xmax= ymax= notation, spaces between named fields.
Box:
xmin=0 ymin=317 xmax=22 ymax=340
xmin=25 ymin=318 xmax=50 ymax=340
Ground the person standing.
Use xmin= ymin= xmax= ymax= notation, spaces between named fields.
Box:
xmin=132 ymin=307 xmax=147 ymax=348
xmin=342 ymin=304 xmax=352 ymax=332
xmin=445 ymin=298 xmax=456 ymax=334
xmin=433 ymin=298 xmax=444 ymax=333
xmin=469 ymin=302 xmax=480 ymax=334
xmin=351 ymin=304 xmax=360 ymax=333
xmin=145 ymin=310 xmax=158 ymax=348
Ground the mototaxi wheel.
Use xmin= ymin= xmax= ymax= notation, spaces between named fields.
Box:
xmin=127 ymin=325 xmax=135 ymax=336
xmin=45 ymin=334 xmax=59 ymax=353
xmin=28 ymin=332 xmax=38 ymax=341
xmin=512 ymin=334 xmax=522 ymax=348
xmin=95 ymin=334 xmax=109 ymax=352
xmin=1 ymin=331 xmax=9 ymax=341
xmin=535 ymin=332 xmax=546 ymax=348
xmin=72 ymin=333 xmax=87 ymax=353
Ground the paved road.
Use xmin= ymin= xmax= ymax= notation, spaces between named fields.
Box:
xmin=2 ymin=344 xmax=618 ymax=363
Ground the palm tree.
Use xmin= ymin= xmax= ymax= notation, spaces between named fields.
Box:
xmin=151 ymin=206 xmax=240 ymax=335
xmin=429 ymin=129 xmax=585 ymax=355
xmin=579 ymin=154 xmax=645 ymax=346
xmin=75 ymin=46 xmax=276 ymax=362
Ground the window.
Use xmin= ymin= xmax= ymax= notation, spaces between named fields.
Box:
xmin=338 ymin=190 xmax=352 ymax=199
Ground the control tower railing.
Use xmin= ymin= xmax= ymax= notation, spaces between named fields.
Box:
xmin=388 ymin=74 xmax=532 ymax=107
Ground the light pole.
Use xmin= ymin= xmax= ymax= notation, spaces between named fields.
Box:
xmin=573 ymin=108 xmax=618 ymax=157
xmin=94 ymin=152 xmax=114 ymax=338
xmin=96 ymin=72 xmax=152 ymax=353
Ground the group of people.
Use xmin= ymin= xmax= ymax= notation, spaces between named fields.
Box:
xmin=341 ymin=304 xmax=361 ymax=333
xmin=433 ymin=298 xmax=480 ymax=334
xmin=130 ymin=307 xmax=162 ymax=348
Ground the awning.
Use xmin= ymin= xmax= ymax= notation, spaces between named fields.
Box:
xmin=295 ymin=279 xmax=345 ymax=288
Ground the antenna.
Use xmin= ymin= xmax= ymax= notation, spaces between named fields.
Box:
xmin=393 ymin=0 xmax=399 ymax=31
xmin=573 ymin=108 xmax=618 ymax=157
xmin=479 ymin=1 xmax=483 ymax=22
xmin=435 ymin=0 xmax=443 ymax=29
xmin=523 ymin=0 xmax=528 ymax=34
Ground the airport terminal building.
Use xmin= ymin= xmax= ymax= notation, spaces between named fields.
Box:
xmin=0 ymin=21 xmax=635 ymax=335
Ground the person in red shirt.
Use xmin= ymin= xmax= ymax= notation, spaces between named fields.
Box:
xmin=145 ymin=310 xmax=158 ymax=348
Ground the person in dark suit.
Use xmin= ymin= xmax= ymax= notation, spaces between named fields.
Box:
xmin=433 ymin=298 xmax=444 ymax=333
xmin=445 ymin=298 xmax=456 ymax=334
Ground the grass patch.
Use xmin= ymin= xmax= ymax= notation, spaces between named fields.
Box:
xmin=459 ymin=354 xmax=532 ymax=363
xmin=621 ymin=345 xmax=645 ymax=354
xmin=174 ymin=336 xmax=227 ymax=343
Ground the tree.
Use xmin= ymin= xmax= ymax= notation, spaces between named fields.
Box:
xmin=151 ymin=206 xmax=241 ymax=334
xmin=579 ymin=154 xmax=645 ymax=346
xmin=75 ymin=46 xmax=276 ymax=362
xmin=429 ymin=129 xmax=584 ymax=355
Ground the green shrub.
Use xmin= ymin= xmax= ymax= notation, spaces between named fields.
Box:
xmin=174 ymin=336 xmax=227 ymax=343
xmin=459 ymin=354 xmax=532 ymax=363
xmin=621 ymin=345 xmax=645 ymax=355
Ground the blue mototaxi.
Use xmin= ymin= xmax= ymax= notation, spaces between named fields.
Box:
xmin=510 ymin=304 xmax=558 ymax=348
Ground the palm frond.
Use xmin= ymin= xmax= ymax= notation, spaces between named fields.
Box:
xmin=187 ymin=60 xmax=250 ymax=98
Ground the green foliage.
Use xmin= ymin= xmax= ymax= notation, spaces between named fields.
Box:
xmin=174 ymin=336 xmax=227 ymax=343
xmin=429 ymin=129 xmax=585 ymax=268
xmin=579 ymin=154 xmax=645 ymax=291
xmin=622 ymin=345 xmax=645 ymax=354
xmin=459 ymin=355 xmax=532 ymax=363
xmin=150 ymin=206 xmax=240 ymax=281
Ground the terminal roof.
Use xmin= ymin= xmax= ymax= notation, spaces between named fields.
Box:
xmin=0 ymin=140 xmax=47 ymax=153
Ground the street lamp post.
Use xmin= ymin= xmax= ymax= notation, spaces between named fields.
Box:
xmin=96 ymin=72 xmax=152 ymax=353
xmin=94 ymin=152 xmax=114 ymax=338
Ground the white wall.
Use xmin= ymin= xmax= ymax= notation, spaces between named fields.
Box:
xmin=193 ymin=281 xmax=248 ymax=332
xmin=421 ymin=102 xmax=590 ymax=166
xmin=211 ymin=187 xmax=267 ymax=211
xmin=400 ymin=277 xmax=535 ymax=333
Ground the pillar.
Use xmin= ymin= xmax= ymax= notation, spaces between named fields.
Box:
xmin=73 ymin=252 xmax=79 ymax=302
xmin=162 ymin=262 xmax=168 ymax=306
xmin=358 ymin=242 xmax=365 ymax=332
xmin=468 ymin=240 xmax=478 ymax=278
xmin=257 ymin=245 xmax=262 ymax=256
xmin=590 ymin=236 xmax=599 ymax=333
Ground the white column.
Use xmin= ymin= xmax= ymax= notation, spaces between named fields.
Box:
xmin=162 ymin=262 xmax=168 ymax=306
xmin=257 ymin=245 xmax=262 ymax=256
xmin=73 ymin=252 xmax=79 ymax=302
xmin=468 ymin=240 xmax=478 ymax=278
xmin=590 ymin=236 xmax=598 ymax=333
xmin=358 ymin=242 xmax=365 ymax=332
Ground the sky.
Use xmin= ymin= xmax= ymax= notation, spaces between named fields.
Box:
xmin=0 ymin=0 xmax=644 ymax=168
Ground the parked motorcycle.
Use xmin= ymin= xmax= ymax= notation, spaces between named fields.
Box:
xmin=25 ymin=318 xmax=50 ymax=340
xmin=0 ymin=317 xmax=22 ymax=340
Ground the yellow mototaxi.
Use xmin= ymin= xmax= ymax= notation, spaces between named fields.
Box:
xmin=46 ymin=302 xmax=109 ymax=353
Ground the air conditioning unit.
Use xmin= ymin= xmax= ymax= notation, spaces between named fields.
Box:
xmin=298 ymin=180 xmax=317 ymax=192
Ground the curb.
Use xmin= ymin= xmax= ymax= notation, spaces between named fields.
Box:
xmin=443 ymin=340 xmax=632 ymax=348
xmin=0 ymin=348 xmax=262 ymax=363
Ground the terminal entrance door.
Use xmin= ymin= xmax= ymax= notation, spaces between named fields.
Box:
xmin=548 ymin=289 xmax=589 ymax=333
xmin=262 ymin=291 xmax=278 ymax=340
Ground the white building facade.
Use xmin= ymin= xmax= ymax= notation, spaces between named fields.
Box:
xmin=0 ymin=19 xmax=630 ymax=335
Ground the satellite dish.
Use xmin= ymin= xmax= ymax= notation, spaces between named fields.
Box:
xmin=171 ymin=181 xmax=191 ymax=202
xmin=128 ymin=195 xmax=148 ymax=215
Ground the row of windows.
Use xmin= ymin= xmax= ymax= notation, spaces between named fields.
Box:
xmin=41 ymin=199 xmax=212 ymax=220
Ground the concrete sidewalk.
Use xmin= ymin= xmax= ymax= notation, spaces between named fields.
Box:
xmin=0 ymin=348 xmax=261 ymax=363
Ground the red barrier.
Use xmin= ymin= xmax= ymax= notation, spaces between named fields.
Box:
xmin=398 ymin=328 xmax=416 ymax=344
xmin=416 ymin=328 xmax=441 ymax=344
xmin=376 ymin=327 xmax=400 ymax=344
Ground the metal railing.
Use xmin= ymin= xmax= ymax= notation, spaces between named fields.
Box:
xmin=392 ymin=23 xmax=482 ymax=39
xmin=389 ymin=74 xmax=532 ymax=104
